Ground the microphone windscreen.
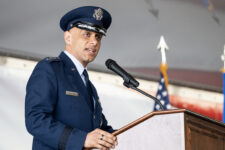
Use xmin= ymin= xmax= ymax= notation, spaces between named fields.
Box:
xmin=105 ymin=59 xmax=115 ymax=69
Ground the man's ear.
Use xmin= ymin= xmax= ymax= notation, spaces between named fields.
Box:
xmin=64 ymin=31 xmax=71 ymax=45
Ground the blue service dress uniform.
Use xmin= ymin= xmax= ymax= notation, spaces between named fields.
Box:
xmin=25 ymin=51 xmax=114 ymax=150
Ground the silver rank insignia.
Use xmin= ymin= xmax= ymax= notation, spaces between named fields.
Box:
xmin=93 ymin=8 xmax=103 ymax=21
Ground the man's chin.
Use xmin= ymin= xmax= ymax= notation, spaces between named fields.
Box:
xmin=85 ymin=57 xmax=96 ymax=65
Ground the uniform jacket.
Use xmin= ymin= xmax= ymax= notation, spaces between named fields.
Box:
xmin=25 ymin=52 xmax=114 ymax=150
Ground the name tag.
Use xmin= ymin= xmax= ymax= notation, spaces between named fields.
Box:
xmin=66 ymin=91 xmax=79 ymax=97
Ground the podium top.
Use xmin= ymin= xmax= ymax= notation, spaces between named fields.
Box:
xmin=112 ymin=109 xmax=225 ymax=136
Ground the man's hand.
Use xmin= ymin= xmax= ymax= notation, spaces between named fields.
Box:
xmin=83 ymin=128 xmax=118 ymax=150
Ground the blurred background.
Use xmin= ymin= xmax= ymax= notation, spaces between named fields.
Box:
xmin=0 ymin=0 xmax=225 ymax=149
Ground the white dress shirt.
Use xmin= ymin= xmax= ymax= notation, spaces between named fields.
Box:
xmin=64 ymin=50 xmax=87 ymax=86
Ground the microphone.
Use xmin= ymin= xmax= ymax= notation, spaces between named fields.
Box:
xmin=105 ymin=58 xmax=164 ymax=110
xmin=105 ymin=59 xmax=139 ymax=88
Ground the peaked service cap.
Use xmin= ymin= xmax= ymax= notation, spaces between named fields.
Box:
xmin=60 ymin=6 xmax=112 ymax=35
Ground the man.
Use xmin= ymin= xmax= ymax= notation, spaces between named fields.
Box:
xmin=25 ymin=6 xmax=118 ymax=150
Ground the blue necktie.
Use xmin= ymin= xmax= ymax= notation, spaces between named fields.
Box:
xmin=83 ymin=69 xmax=94 ymax=111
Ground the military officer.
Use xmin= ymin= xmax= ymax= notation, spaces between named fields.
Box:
xmin=25 ymin=6 xmax=118 ymax=150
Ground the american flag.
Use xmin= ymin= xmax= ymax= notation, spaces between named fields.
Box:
xmin=153 ymin=72 xmax=171 ymax=111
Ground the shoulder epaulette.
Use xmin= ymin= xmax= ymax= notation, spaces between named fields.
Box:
xmin=45 ymin=57 xmax=61 ymax=62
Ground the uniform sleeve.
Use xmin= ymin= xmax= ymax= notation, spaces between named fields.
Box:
xmin=100 ymin=113 xmax=115 ymax=133
xmin=25 ymin=60 xmax=87 ymax=150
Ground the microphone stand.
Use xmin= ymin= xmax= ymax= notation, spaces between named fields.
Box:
xmin=124 ymin=82 xmax=165 ymax=111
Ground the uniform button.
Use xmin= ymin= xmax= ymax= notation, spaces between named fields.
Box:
xmin=93 ymin=115 xmax=96 ymax=119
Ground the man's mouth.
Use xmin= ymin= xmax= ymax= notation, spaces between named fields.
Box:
xmin=85 ymin=48 xmax=96 ymax=55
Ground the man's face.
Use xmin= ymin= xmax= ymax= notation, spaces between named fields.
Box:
xmin=65 ymin=27 xmax=103 ymax=67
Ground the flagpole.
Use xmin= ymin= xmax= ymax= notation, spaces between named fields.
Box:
xmin=153 ymin=36 xmax=171 ymax=110
xmin=157 ymin=36 xmax=169 ymax=89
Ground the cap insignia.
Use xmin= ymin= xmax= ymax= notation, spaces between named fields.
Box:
xmin=93 ymin=8 xmax=103 ymax=21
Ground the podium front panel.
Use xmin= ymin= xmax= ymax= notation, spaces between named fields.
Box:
xmin=115 ymin=112 xmax=185 ymax=150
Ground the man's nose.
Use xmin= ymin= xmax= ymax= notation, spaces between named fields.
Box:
xmin=90 ymin=36 xmax=98 ymax=46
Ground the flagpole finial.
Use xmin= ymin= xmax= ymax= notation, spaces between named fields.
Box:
xmin=157 ymin=36 xmax=169 ymax=64
xmin=221 ymin=45 xmax=225 ymax=73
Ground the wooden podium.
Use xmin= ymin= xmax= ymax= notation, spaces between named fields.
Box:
xmin=112 ymin=109 xmax=225 ymax=150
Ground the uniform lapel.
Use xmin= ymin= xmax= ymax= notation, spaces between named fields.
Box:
xmin=59 ymin=52 xmax=93 ymax=111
